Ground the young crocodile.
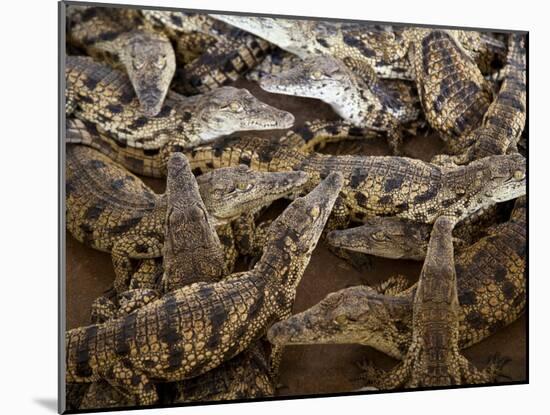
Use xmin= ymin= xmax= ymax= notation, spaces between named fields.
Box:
xmin=65 ymin=116 xmax=379 ymax=178
xmin=267 ymin=197 xmax=526 ymax=363
xmin=362 ymin=216 xmax=504 ymax=388
xmin=65 ymin=56 xmax=294 ymax=150
xmin=259 ymin=54 xmax=420 ymax=152
xmin=66 ymin=144 xmax=308 ymax=292
xmin=67 ymin=6 xmax=176 ymax=116
xmin=187 ymin=134 xmax=526 ymax=226
xmin=65 ymin=172 xmax=344 ymax=405
xmin=326 ymin=203 xmax=506 ymax=261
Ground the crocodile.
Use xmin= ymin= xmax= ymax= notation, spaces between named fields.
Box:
xmin=326 ymin=203 xmax=506 ymax=261
xmin=267 ymin=197 xmax=526 ymax=365
xmin=75 ymin=342 xmax=275 ymax=408
xmin=211 ymin=15 xmax=506 ymax=81
xmin=361 ymin=216 xmax=505 ymax=388
xmin=259 ymin=54 xmax=420 ymax=152
xmin=160 ymin=153 xmax=226 ymax=292
xmin=67 ymin=6 xmax=176 ymax=116
xmin=65 ymin=172 xmax=344 ymax=405
xmin=66 ymin=144 xmax=308 ymax=293
xmin=187 ymin=134 xmax=526 ymax=226
xmin=141 ymin=10 xmax=272 ymax=94
xmin=434 ymin=33 xmax=527 ymax=164
xmin=65 ymin=116 xmax=380 ymax=177
xmin=65 ymin=56 xmax=294 ymax=150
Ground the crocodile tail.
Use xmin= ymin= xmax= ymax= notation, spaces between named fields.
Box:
xmin=65 ymin=325 xmax=100 ymax=383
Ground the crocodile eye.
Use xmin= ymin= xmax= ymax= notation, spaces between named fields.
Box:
xmin=154 ymin=55 xmax=166 ymax=69
xmin=228 ymin=101 xmax=243 ymax=113
xmin=309 ymin=206 xmax=320 ymax=219
xmin=133 ymin=60 xmax=145 ymax=70
xmin=513 ymin=170 xmax=525 ymax=180
xmin=371 ymin=231 xmax=388 ymax=242
xmin=310 ymin=70 xmax=323 ymax=80
xmin=236 ymin=182 xmax=253 ymax=191
xmin=334 ymin=315 xmax=348 ymax=325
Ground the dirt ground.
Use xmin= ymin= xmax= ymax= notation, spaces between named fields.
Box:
xmin=65 ymin=80 xmax=526 ymax=401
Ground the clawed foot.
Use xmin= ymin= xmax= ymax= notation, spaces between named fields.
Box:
xmin=484 ymin=353 xmax=512 ymax=381
xmin=356 ymin=359 xmax=386 ymax=388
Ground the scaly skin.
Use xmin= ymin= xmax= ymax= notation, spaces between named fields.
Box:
xmin=76 ymin=155 xmax=277 ymax=409
xmin=267 ymin=197 xmax=526 ymax=363
xmin=405 ymin=29 xmax=493 ymax=153
xmin=259 ymin=55 xmax=420 ymax=153
xmin=260 ymin=55 xmax=418 ymax=124
xmin=367 ymin=216 xmax=506 ymax=389
xmin=65 ymin=56 xmax=294 ymax=150
xmin=67 ymin=6 xmax=176 ymax=116
xmin=65 ymin=173 xmax=344 ymax=405
xmin=437 ymin=33 xmax=527 ymax=163
xmin=66 ymin=144 xmax=308 ymax=292
xmin=326 ymin=203 xmax=504 ymax=261
xmin=211 ymin=16 xmax=506 ymax=81
xmin=66 ymin=117 xmax=380 ymax=177
xmin=141 ymin=10 xmax=271 ymax=94
xmin=187 ymin=134 xmax=526 ymax=225
xmin=161 ymin=154 xmax=226 ymax=292
xmin=363 ymin=216 xmax=504 ymax=389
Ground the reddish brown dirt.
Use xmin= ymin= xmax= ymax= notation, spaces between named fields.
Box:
xmin=65 ymin=80 xmax=526 ymax=401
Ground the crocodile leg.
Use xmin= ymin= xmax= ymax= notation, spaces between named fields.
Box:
xmin=129 ymin=258 xmax=164 ymax=290
xmin=111 ymin=238 xmax=162 ymax=294
xmin=216 ymin=223 xmax=239 ymax=274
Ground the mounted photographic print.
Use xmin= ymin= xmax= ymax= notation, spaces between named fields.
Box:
xmin=59 ymin=1 xmax=528 ymax=412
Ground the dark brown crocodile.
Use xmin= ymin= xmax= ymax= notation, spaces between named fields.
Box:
xmin=405 ymin=29 xmax=493 ymax=153
xmin=65 ymin=172 xmax=344 ymax=405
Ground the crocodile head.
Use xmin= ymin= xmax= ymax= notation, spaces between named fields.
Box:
xmin=210 ymin=15 xmax=322 ymax=57
xmin=118 ymin=30 xmax=176 ymax=117
xmin=257 ymin=172 xmax=343 ymax=288
xmin=327 ymin=217 xmax=431 ymax=261
xmin=193 ymin=87 xmax=295 ymax=141
xmin=471 ymin=153 xmax=526 ymax=204
xmin=260 ymin=55 xmax=354 ymax=105
xmin=196 ymin=166 xmax=309 ymax=224
xmin=267 ymin=285 xmax=412 ymax=359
